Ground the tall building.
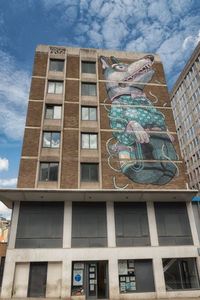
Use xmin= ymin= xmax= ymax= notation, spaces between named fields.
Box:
xmin=171 ymin=42 xmax=200 ymax=190
xmin=0 ymin=45 xmax=199 ymax=299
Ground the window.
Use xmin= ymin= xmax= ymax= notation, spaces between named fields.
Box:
xmin=81 ymin=106 xmax=97 ymax=121
xmin=118 ymin=259 xmax=155 ymax=293
xmin=43 ymin=132 xmax=60 ymax=148
xmin=81 ymin=163 xmax=98 ymax=182
xmin=47 ymin=81 xmax=63 ymax=94
xmin=114 ymin=202 xmax=150 ymax=246
xmin=39 ymin=162 xmax=58 ymax=181
xmin=154 ymin=202 xmax=193 ymax=245
xmin=81 ymin=133 xmax=97 ymax=149
xmin=28 ymin=262 xmax=47 ymax=297
xmin=49 ymin=59 xmax=64 ymax=72
xmin=163 ymin=258 xmax=200 ymax=290
xmin=72 ymin=202 xmax=107 ymax=247
xmin=82 ymin=61 xmax=96 ymax=74
xmin=45 ymin=105 xmax=62 ymax=119
xmin=81 ymin=83 xmax=97 ymax=96
xmin=15 ymin=202 xmax=64 ymax=248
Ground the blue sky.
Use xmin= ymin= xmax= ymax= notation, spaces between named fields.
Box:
xmin=0 ymin=0 xmax=200 ymax=217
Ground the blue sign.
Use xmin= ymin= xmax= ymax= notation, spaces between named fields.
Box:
xmin=75 ymin=274 xmax=81 ymax=282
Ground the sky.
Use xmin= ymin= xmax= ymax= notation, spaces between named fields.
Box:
xmin=0 ymin=0 xmax=200 ymax=217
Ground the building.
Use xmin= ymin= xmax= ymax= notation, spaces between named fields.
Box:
xmin=0 ymin=45 xmax=199 ymax=299
xmin=171 ymin=42 xmax=200 ymax=190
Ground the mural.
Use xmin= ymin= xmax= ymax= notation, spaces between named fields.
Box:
xmin=100 ymin=55 xmax=178 ymax=187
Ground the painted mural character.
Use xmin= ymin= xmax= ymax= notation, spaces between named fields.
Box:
xmin=100 ymin=55 xmax=178 ymax=186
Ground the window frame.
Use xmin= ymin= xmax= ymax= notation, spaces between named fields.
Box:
xmin=42 ymin=131 xmax=61 ymax=148
xmin=81 ymin=82 xmax=97 ymax=96
xmin=47 ymin=81 xmax=63 ymax=94
xmin=81 ymin=106 xmax=97 ymax=121
xmin=81 ymin=61 xmax=96 ymax=74
xmin=81 ymin=133 xmax=98 ymax=149
xmin=81 ymin=163 xmax=99 ymax=182
xmin=39 ymin=162 xmax=59 ymax=182
xmin=49 ymin=59 xmax=64 ymax=72
xmin=45 ymin=105 xmax=62 ymax=120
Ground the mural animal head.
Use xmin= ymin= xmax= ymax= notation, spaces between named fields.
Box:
xmin=100 ymin=55 xmax=155 ymax=101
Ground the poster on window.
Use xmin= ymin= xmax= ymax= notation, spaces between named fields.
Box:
xmin=118 ymin=261 xmax=127 ymax=275
xmin=73 ymin=270 xmax=83 ymax=286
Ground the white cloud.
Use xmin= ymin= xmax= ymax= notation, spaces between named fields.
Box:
xmin=0 ymin=202 xmax=11 ymax=220
xmin=0 ymin=178 xmax=17 ymax=188
xmin=39 ymin=0 xmax=200 ymax=88
xmin=0 ymin=158 xmax=9 ymax=172
xmin=0 ymin=50 xmax=30 ymax=140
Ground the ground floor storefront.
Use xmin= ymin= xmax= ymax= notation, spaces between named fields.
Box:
xmin=1 ymin=248 xmax=200 ymax=299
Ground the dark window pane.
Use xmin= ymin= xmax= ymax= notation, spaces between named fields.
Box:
xmin=39 ymin=163 xmax=58 ymax=182
xmin=49 ymin=59 xmax=64 ymax=72
xmin=155 ymin=202 xmax=193 ymax=245
xmin=81 ymin=163 xmax=98 ymax=182
xmin=82 ymin=61 xmax=96 ymax=74
xmin=115 ymin=203 xmax=150 ymax=246
xmin=39 ymin=163 xmax=49 ymax=181
xmin=28 ymin=262 xmax=47 ymax=297
xmin=90 ymin=163 xmax=98 ymax=180
xmin=16 ymin=202 xmax=64 ymax=248
xmin=72 ymin=202 xmax=107 ymax=247
xmin=81 ymin=83 xmax=97 ymax=96
xmin=49 ymin=163 xmax=58 ymax=181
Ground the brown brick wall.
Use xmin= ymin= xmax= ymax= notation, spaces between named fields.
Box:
xmin=60 ymin=130 xmax=78 ymax=188
xmin=66 ymin=55 xmax=79 ymax=78
xmin=17 ymin=159 xmax=37 ymax=188
xmin=29 ymin=78 xmax=45 ymax=100
xmin=22 ymin=128 xmax=40 ymax=157
xmin=64 ymin=103 xmax=79 ymax=128
xmin=65 ymin=80 xmax=79 ymax=102
xmin=26 ymin=101 xmax=43 ymax=127
xmin=32 ymin=52 xmax=48 ymax=77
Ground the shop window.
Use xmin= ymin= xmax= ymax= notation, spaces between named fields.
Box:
xmin=47 ymin=81 xmax=63 ymax=94
xmin=49 ymin=59 xmax=64 ymax=72
xmin=45 ymin=105 xmax=62 ymax=119
xmin=81 ymin=163 xmax=98 ymax=182
xmin=28 ymin=262 xmax=47 ymax=297
xmin=81 ymin=83 xmax=97 ymax=96
xmin=114 ymin=202 xmax=150 ymax=246
xmin=42 ymin=131 xmax=60 ymax=148
xmin=81 ymin=133 xmax=97 ymax=149
xmin=15 ymin=202 xmax=64 ymax=248
xmin=118 ymin=259 xmax=155 ymax=293
xmin=39 ymin=162 xmax=58 ymax=181
xmin=154 ymin=202 xmax=193 ymax=245
xmin=163 ymin=258 xmax=200 ymax=290
xmin=82 ymin=61 xmax=96 ymax=74
xmin=72 ymin=202 xmax=107 ymax=247
xmin=81 ymin=106 xmax=97 ymax=121
xmin=71 ymin=262 xmax=85 ymax=296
